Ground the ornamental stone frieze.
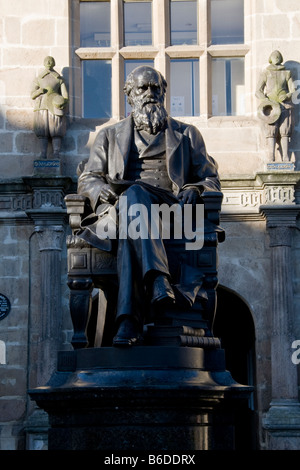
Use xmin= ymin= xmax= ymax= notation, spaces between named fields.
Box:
xmin=0 ymin=178 xmax=73 ymax=209
xmin=221 ymin=171 xmax=300 ymax=220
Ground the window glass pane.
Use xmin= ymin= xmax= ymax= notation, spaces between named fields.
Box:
xmin=212 ymin=57 xmax=245 ymax=116
xmin=124 ymin=1 xmax=152 ymax=46
xmin=170 ymin=59 xmax=199 ymax=116
xmin=211 ymin=0 xmax=244 ymax=45
xmin=82 ymin=60 xmax=112 ymax=118
xmin=80 ymin=2 xmax=111 ymax=47
xmin=124 ymin=59 xmax=154 ymax=116
xmin=170 ymin=0 xmax=197 ymax=45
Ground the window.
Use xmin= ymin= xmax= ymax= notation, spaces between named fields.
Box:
xmin=75 ymin=0 xmax=247 ymax=119
xmin=82 ymin=60 xmax=112 ymax=118
xmin=80 ymin=1 xmax=111 ymax=47
xmin=170 ymin=59 xmax=199 ymax=116
xmin=211 ymin=0 xmax=244 ymax=45
xmin=212 ymin=57 xmax=245 ymax=116
xmin=170 ymin=0 xmax=198 ymax=45
xmin=124 ymin=1 xmax=152 ymax=46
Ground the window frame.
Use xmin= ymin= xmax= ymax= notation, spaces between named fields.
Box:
xmin=73 ymin=0 xmax=250 ymax=122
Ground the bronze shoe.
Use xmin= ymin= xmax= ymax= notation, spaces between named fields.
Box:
xmin=113 ymin=317 xmax=144 ymax=347
xmin=151 ymin=274 xmax=176 ymax=306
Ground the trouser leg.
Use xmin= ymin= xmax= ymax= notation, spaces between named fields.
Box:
xmin=52 ymin=137 xmax=62 ymax=158
xmin=38 ymin=137 xmax=48 ymax=158
xmin=266 ymin=136 xmax=276 ymax=161
xmin=281 ymin=136 xmax=289 ymax=161
xmin=115 ymin=184 xmax=172 ymax=323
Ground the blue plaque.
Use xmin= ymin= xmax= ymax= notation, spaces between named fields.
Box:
xmin=34 ymin=160 xmax=60 ymax=168
xmin=267 ymin=162 xmax=295 ymax=171
xmin=0 ymin=294 xmax=11 ymax=321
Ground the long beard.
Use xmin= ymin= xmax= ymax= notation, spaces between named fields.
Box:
xmin=132 ymin=102 xmax=168 ymax=134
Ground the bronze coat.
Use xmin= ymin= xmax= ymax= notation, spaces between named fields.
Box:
xmin=78 ymin=115 xmax=221 ymax=211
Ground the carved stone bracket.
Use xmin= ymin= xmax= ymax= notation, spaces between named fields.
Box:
xmin=260 ymin=205 xmax=300 ymax=246
xmin=24 ymin=176 xmax=72 ymax=227
xmin=257 ymin=172 xmax=300 ymax=206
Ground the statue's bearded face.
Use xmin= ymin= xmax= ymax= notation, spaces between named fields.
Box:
xmin=126 ymin=67 xmax=168 ymax=134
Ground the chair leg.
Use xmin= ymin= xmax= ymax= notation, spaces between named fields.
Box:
xmin=67 ymin=277 xmax=94 ymax=349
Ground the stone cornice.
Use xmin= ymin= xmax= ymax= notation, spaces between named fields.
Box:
xmin=0 ymin=174 xmax=299 ymax=225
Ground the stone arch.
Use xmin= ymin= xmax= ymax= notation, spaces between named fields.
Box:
xmin=214 ymin=285 xmax=256 ymax=385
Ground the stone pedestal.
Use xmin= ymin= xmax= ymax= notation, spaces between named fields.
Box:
xmin=29 ymin=346 xmax=252 ymax=451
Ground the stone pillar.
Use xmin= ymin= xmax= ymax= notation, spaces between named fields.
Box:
xmin=25 ymin=176 xmax=71 ymax=385
xmin=260 ymin=204 xmax=300 ymax=449
xmin=24 ymin=176 xmax=71 ymax=449
xmin=34 ymin=225 xmax=65 ymax=384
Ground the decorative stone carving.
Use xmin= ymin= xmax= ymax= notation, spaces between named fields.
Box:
xmin=264 ymin=185 xmax=295 ymax=205
xmin=256 ymin=50 xmax=296 ymax=163
xmin=33 ymin=188 xmax=65 ymax=209
xmin=35 ymin=225 xmax=65 ymax=252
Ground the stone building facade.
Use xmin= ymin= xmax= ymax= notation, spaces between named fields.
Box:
xmin=0 ymin=0 xmax=300 ymax=450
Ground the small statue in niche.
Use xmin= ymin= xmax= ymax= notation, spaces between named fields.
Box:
xmin=31 ymin=56 xmax=69 ymax=159
xmin=256 ymin=50 xmax=295 ymax=162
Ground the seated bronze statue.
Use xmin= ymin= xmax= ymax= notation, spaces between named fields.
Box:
xmin=66 ymin=66 xmax=224 ymax=349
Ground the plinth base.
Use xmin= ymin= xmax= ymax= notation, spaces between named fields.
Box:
xmin=29 ymin=346 xmax=252 ymax=451
xmin=263 ymin=400 xmax=300 ymax=450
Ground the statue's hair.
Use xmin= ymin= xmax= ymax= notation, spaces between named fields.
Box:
xmin=269 ymin=50 xmax=283 ymax=65
xmin=124 ymin=66 xmax=167 ymax=104
xmin=44 ymin=56 xmax=56 ymax=67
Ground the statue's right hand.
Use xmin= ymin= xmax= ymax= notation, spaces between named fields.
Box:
xmin=99 ymin=184 xmax=119 ymax=204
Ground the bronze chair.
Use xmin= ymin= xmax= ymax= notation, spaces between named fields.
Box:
xmin=65 ymin=165 xmax=225 ymax=350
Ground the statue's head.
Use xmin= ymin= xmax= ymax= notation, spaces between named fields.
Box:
xmin=124 ymin=66 xmax=168 ymax=134
xmin=44 ymin=56 xmax=55 ymax=69
xmin=269 ymin=50 xmax=283 ymax=66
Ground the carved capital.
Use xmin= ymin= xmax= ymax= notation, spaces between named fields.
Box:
xmin=35 ymin=225 xmax=65 ymax=252
xmin=268 ymin=225 xmax=292 ymax=247
xmin=260 ymin=205 xmax=300 ymax=247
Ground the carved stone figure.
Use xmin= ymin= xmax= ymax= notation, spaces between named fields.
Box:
xmin=256 ymin=50 xmax=295 ymax=162
xmin=77 ymin=65 xmax=221 ymax=347
xmin=31 ymin=56 xmax=68 ymax=158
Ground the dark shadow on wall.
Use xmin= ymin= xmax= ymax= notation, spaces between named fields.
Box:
xmin=213 ymin=285 xmax=257 ymax=449
xmin=284 ymin=60 xmax=300 ymax=171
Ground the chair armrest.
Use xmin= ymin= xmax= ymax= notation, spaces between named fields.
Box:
xmin=201 ymin=191 xmax=223 ymax=226
xmin=64 ymin=194 xmax=87 ymax=231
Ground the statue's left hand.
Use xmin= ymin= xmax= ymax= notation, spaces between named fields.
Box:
xmin=178 ymin=188 xmax=199 ymax=206
xmin=99 ymin=184 xmax=119 ymax=204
